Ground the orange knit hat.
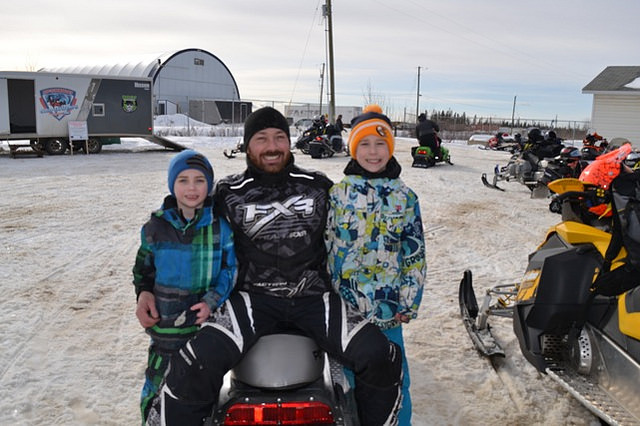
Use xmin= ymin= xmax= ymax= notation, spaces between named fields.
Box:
xmin=348 ymin=104 xmax=395 ymax=157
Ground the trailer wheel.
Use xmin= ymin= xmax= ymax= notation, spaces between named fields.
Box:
xmin=44 ymin=138 xmax=67 ymax=155
xmin=86 ymin=138 xmax=102 ymax=154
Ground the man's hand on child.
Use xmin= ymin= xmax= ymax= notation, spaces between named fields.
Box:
xmin=136 ymin=291 xmax=159 ymax=328
xmin=191 ymin=302 xmax=211 ymax=325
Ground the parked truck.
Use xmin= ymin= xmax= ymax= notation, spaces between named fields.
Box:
xmin=0 ymin=71 xmax=172 ymax=155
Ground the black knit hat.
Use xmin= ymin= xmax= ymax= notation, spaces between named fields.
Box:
xmin=243 ymin=107 xmax=290 ymax=149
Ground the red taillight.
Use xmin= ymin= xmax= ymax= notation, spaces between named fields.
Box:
xmin=224 ymin=401 xmax=334 ymax=425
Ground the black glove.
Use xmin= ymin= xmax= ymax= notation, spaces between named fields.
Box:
xmin=591 ymin=264 xmax=639 ymax=296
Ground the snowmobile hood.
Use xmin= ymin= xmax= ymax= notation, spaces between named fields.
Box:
xmin=545 ymin=221 xmax=627 ymax=265
xmin=580 ymin=143 xmax=632 ymax=190
xmin=547 ymin=178 xmax=584 ymax=194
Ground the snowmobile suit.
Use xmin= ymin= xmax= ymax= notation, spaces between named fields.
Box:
xmin=159 ymin=156 xmax=403 ymax=426
xmin=592 ymin=170 xmax=640 ymax=296
xmin=132 ymin=195 xmax=236 ymax=422
xmin=326 ymin=157 xmax=426 ymax=426
xmin=415 ymin=119 xmax=440 ymax=158
xmin=327 ymin=158 xmax=425 ymax=326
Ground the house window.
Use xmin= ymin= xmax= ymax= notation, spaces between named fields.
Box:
xmin=194 ymin=58 xmax=204 ymax=66
xmin=93 ymin=104 xmax=105 ymax=117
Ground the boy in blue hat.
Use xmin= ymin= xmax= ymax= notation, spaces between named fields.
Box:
xmin=132 ymin=149 xmax=236 ymax=423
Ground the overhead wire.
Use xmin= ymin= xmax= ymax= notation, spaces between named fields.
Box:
xmin=288 ymin=0 xmax=324 ymax=107
xmin=374 ymin=0 xmax=590 ymax=81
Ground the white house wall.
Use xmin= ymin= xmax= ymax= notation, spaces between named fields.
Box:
xmin=592 ymin=94 xmax=640 ymax=146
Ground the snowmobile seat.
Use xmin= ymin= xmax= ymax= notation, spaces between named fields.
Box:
xmin=231 ymin=334 xmax=324 ymax=390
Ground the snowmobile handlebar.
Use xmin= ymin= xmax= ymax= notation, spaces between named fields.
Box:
xmin=554 ymin=187 xmax=607 ymax=205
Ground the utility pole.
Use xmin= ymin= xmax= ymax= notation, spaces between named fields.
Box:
xmin=324 ymin=0 xmax=336 ymax=123
xmin=319 ymin=63 xmax=325 ymax=116
xmin=416 ymin=66 xmax=422 ymax=123
xmin=511 ymin=95 xmax=517 ymax=133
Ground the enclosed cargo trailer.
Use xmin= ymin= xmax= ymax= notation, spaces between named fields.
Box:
xmin=0 ymin=71 xmax=181 ymax=155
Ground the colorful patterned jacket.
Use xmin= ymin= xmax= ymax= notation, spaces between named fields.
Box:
xmin=132 ymin=195 xmax=236 ymax=351
xmin=326 ymin=158 xmax=426 ymax=330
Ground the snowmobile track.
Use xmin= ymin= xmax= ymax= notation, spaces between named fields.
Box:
xmin=546 ymin=363 xmax=640 ymax=425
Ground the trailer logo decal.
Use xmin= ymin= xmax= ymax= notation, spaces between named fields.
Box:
xmin=122 ymin=95 xmax=138 ymax=113
xmin=39 ymin=88 xmax=78 ymax=121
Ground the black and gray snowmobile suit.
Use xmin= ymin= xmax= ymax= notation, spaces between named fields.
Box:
xmin=216 ymin=157 xmax=333 ymax=297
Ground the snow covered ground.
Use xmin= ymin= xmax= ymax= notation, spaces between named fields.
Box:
xmin=0 ymin=131 xmax=601 ymax=425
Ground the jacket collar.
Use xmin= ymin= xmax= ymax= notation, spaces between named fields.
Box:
xmin=343 ymin=156 xmax=401 ymax=179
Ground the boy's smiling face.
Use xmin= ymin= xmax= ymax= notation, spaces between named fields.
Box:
xmin=174 ymin=169 xmax=208 ymax=217
xmin=355 ymin=135 xmax=390 ymax=173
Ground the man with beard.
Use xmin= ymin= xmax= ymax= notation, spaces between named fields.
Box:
xmin=158 ymin=107 xmax=403 ymax=426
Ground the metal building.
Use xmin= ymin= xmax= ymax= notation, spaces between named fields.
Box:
xmin=43 ymin=48 xmax=250 ymax=124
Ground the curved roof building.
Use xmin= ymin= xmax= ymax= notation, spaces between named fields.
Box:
xmin=43 ymin=48 xmax=248 ymax=123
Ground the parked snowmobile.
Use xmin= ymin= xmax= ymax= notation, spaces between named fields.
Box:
xmin=581 ymin=132 xmax=609 ymax=161
xmin=308 ymin=133 xmax=346 ymax=159
xmin=411 ymin=143 xmax=452 ymax=168
xmin=486 ymin=132 xmax=522 ymax=154
xmin=295 ymin=119 xmax=346 ymax=159
xmin=482 ymin=129 xmax=565 ymax=194
xmin=533 ymin=147 xmax=589 ymax=198
xmin=294 ymin=117 xmax=329 ymax=155
xmin=223 ymin=140 xmax=245 ymax=159
xmin=460 ymin=146 xmax=640 ymax=425
xmin=294 ymin=131 xmax=314 ymax=155
xmin=481 ymin=150 xmax=548 ymax=193
xmin=207 ymin=333 xmax=359 ymax=425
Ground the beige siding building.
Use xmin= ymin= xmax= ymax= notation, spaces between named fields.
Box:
xmin=582 ymin=66 xmax=640 ymax=147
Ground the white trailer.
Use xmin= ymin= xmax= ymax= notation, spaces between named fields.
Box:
xmin=0 ymin=71 xmax=181 ymax=155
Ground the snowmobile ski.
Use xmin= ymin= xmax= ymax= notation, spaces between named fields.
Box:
xmin=481 ymin=173 xmax=505 ymax=192
xmin=458 ymin=270 xmax=505 ymax=358
xmin=223 ymin=149 xmax=236 ymax=159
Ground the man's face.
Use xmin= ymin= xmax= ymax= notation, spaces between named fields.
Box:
xmin=246 ymin=128 xmax=291 ymax=173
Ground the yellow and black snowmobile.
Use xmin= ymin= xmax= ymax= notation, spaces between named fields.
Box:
xmin=460 ymin=149 xmax=640 ymax=424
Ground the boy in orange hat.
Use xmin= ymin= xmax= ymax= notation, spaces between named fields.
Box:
xmin=326 ymin=105 xmax=426 ymax=426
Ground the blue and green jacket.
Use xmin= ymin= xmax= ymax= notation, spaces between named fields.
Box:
xmin=326 ymin=157 xmax=426 ymax=330
xmin=132 ymin=195 xmax=236 ymax=351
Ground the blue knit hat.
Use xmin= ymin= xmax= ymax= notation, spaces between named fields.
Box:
xmin=167 ymin=150 xmax=214 ymax=196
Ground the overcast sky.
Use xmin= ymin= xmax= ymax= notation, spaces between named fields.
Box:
xmin=1 ymin=0 xmax=638 ymax=123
